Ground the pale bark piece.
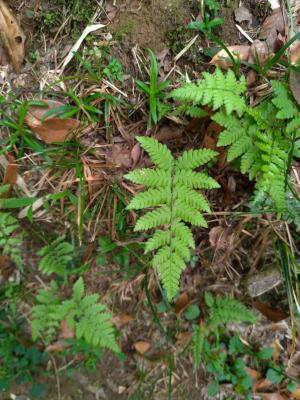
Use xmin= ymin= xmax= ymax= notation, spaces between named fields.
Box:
xmin=0 ymin=0 xmax=26 ymax=72
xmin=25 ymin=99 xmax=80 ymax=144
xmin=234 ymin=5 xmax=253 ymax=24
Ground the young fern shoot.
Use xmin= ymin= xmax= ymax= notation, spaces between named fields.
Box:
xmin=125 ymin=137 xmax=219 ymax=300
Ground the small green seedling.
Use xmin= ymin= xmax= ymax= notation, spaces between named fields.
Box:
xmin=135 ymin=48 xmax=171 ymax=128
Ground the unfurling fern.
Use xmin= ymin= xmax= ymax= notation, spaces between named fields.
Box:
xmin=0 ymin=212 xmax=23 ymax=267
xmin=31 ymin=278 xmax=119 ymax=352
xmin=37 ymin=235 xmax=74 ymax=278
xmin=125 ymin=136 xmax=219 ymax=300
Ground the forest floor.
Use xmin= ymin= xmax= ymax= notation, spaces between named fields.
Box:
xmin=0 ymin=0 xmax=300 ymax=399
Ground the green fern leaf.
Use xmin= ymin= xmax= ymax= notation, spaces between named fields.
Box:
xmin=0 ymin=212 xmax=23 ymax=267
xmin=172 ymin=69 xmax=246 ymax=116
xmin=37 ymin=236 xmax=73 ymax=278
xmin=127 ymin=188 xmax=169 ymax=210
xmin=125 ymin=137 xmax=218 ymax=300
xmin=125 ymin=169 xmax=170 ymax=187
xmin=134 ymin=206 xmax=170 ymax=231
xmin=137 ymin=136 xmax=173 ymax=170
xmin=176 ymin=149 xmax=217 ymax=170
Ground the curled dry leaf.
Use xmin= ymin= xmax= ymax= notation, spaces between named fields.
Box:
xmin=1 ymin=156 xmax=17 ymax=198
xmin=0 ymin=0 xmax=26 ymax=72
xmin=25 ymin=99 xmax=80 ymax=144
xmin=210 ymin=45 xmax=250 ymax=68
xmin=131 ymin=142 xmax=141 ymax=168
xmin=134 ymin=341 xmax=151 ymax=355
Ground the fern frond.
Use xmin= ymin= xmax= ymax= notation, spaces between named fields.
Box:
xmin=172 ymin=69 xmax=246 ymax=116
xmin=137 ymin=136 xmax=173 ymax=170
xmin=208 ymin=294 xmax=256 ymax=326
xmin=0 ymin=212 xmax=23 ymax=267
xmin=192 ymin=324 xmax=206 ymax=369
xmin=125 ymin=137 xmax=218 ymax=300
xmin=271 ymin=80 xmax=298 ymax=119
xmin=37 ymin=236 xmax=73 ymax=278
xmin=30 ymin=278 xmax=119 ymax=352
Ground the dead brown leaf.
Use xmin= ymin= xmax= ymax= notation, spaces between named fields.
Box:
xmin=131 ymin=142 xmax=141 ymax=168
xmin=289 ymin=69 xmax=300 ymax=106
xmin=252 ymin=301 xmax=288 ymax=322
xmin=259 ymin=8 xmax=285 ymax=52
xmin=175 ymin=293 xmax=190 ymax=313
xmin=259 ymin=394 xmax=285 ymax=400
xmin=154 ymin=125 xmax=183 ymax=142
xmin=1 ymin=156 xmax=17 ymax=198
xmin=25 ymin=100 xmax=80 ymax=144
xmin=0 ymin=254 xmax=14 ymax=285
xmin=134 ymin=341 xmax=151 ymax=355
xmin=290 ymin=39 xmax=300 ymax=65
xmin=46 ymin=340 xmax=71 ymax=353
xmin=253 ymin=378 xmax=273 ymax=392
xmin=0 ymin=0 xmax=26 ymax=72
xmin=59 ymin=319 xmax=75 ymax=340
xmin=210 ymin=45 xmax=250 ymax=69
xmin=245 ymin=367 xmax=260 ymax=381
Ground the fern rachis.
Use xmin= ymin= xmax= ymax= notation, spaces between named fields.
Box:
xmin=125 ymin=137 xmax=219 ymax=300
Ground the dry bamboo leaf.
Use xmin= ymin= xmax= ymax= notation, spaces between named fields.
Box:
xmin=210 ymin=45 xmax=250 ymax=68
xmin=0 ymin=0 xmax=26 ymax=72
xmin=25 ymin=99 xmax=80 ymax=144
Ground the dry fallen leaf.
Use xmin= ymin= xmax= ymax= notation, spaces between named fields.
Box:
xmin=245 ymin=367 xmax=260 ymax=381
xmin=253 ymin=378 xmax=273 ymax=392
xmin=252 ymin=301 xmax=288 ymax=322
xmin=0 ymin=0 xmax=26 ymax=72
xmin=209 ymin=226 xmax=233 ymax=250
xmin=1 ymin=156 xmax=17 ymax=198
xmin=259 ymin=394 xmax=286 ymax=400
xmin=259 ymin=8 xmax=285 ymax=52
xmin=290 ymin=39 xmax=300 ymax=65
xmin=210 ymin=45 xmax=250 ymax=69
xmin=292 ymin=385 xmax=300 ymax=399
xmin=131 ymin=142 xmax=141 ymax=168
xmin=46 ymin=340 xmax=71 ymax=353
xmin=134 ymin=341 xmax=151 ymax=355
xmin=25 ymin=99 xmax=80 ymax=144
xmin=59 ymin=319 xmax=75 ymax=340
xmin=175 ymin=293 xmax=190 ymax=313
